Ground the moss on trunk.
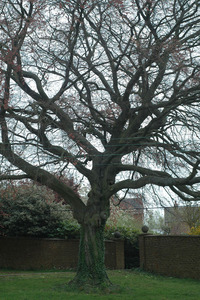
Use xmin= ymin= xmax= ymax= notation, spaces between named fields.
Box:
xmin=70 ymin=223 xmax=111 ymax=287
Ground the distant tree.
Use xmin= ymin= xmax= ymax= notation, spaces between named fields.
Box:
xmin=0 ymin=0 xmax=200 ymax=287
xmin=145 ymin=210 xmax=165 ymax=234
xmin=181 ymin=204 xmax=200 ymax=229
xmin=189 ymin=225 xmax=200 ymax=235
xmin=164 ymin=203 xmax=200 ymax=234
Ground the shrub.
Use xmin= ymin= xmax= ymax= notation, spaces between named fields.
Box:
xmin=105 ymin=224 xmax=140 ymax=245
xmin=0 ymin=182 xmax=78 ymax=238
xmin=0 ymin=182 xmax=141 ymax=242
xmin=189 ymin=225 xmax=200 ymax=235
xmin=105 ymin=200 xmax=141 ymax=244
xmin=54 ymin=220 xmax=80 ymax=239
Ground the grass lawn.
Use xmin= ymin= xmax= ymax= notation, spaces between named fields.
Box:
xmin=0 ymin=269 xmax=199 ymax=300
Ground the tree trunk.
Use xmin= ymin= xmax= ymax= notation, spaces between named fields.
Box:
xmin=70 ymin=222 xmax=111 ymax=287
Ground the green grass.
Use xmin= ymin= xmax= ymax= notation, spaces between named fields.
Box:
xmin=0 ymin=270 xmax=199 ymax=300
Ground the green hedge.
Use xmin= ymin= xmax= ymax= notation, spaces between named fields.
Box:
xmin=0 ymin=183 xmax=77 ymax=238
xmin=0 ymin=183 xmax=141 ymax=249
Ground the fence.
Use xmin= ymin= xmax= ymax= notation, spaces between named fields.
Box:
xmin=0 ymin=237 xmax=124 ymax=270
xmin=139 ymin=234 xmax=200 ymax=280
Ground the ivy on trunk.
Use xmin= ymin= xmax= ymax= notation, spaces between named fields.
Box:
xmin=71 ymin=223 xmax=110 ymax=287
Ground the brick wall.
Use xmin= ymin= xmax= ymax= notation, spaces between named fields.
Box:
xmin=139 ymin=234 xmax=200 ymax=280
xmin=0 ymin=237 xmax=124 ymax=270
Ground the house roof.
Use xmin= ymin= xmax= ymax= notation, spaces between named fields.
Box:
xmin=119 ymin=197 xmax=144 ymax=211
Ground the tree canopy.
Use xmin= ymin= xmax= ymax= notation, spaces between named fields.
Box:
xmin=0 ymin=0 xmax=200 ymax=286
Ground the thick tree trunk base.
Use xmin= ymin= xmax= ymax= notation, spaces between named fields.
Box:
xmin=69 ymin=271 xmax=111 ymax=289
xmin=68 ymin=277 xmax=122 ymax=295
xmin=69 ymin=223 xmax=112 ymax=289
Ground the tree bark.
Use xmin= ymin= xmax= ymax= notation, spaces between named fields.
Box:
xmin=70 ymin=222 xmax=111 ymax=287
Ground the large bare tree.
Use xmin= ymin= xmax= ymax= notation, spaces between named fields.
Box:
xmin=0 ymin=0 xmax=200 ymax=286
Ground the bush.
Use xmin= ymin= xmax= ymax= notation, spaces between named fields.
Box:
xmin=189 ymin=225 xmax=200 ymax=235
xmin=105 ymin=224 xmax=140 ymax=245
xmin=105 ymin=200 xmax=141 ymax=244
xmin=54 ymin=220 xmax=80 ymax=239
xmin=0 ymin=182 xmax=141 ymax=244
xmin=0 ymin=182 xmax=79 ymax=238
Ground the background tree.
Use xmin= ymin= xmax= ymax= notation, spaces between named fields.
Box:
xmin=183 ymin=204 xmax=200 ymax=229
xmin=145 ymin=210 xmax=166 ymax=234
xmin=164 ymin=203 xmax=200 ymax=234
xmin=0 ymin=0 xmax=200 ymax=287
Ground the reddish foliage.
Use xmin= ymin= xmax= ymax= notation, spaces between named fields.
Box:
xmin=51 ymin=175 xmax=80 ymax=203
xmin=0 ymin=175 xmax=79 ymax=205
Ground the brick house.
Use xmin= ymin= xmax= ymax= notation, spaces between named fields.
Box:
xmin=119 ymin=195 xmax=144 ymax=224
